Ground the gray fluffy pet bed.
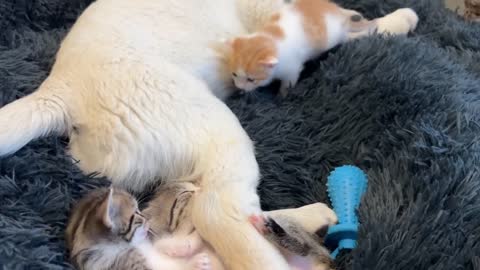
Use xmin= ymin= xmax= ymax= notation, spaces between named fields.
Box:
xmin=1 ymin=0 xmax=479 ymax=269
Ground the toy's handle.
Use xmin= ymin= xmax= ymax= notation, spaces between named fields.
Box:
xmin=331 ymin=238 xmax=356 ymax=258
xmin=326 ymin=165 xmax=368 ymax=258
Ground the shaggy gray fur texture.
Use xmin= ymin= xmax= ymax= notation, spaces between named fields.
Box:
xmin=0 ymin=0 xmax=479 ymax=269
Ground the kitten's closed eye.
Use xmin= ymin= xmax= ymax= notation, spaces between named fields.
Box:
xmin=232 ymin=72 xmax=237 ymax=77
xmin=121 ymin=211 xmax=146 ymax=242
xmin=247 ymin=78 xmax=255 ymax=83
xmin=67 ymin=188 xmax=152 ymax=270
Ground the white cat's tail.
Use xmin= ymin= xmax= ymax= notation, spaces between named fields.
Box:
xmin=0 ymin=78 xmax=69 ymax=156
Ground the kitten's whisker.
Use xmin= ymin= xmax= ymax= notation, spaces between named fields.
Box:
xmin=148 ymin=228 xmax=159 ymax=237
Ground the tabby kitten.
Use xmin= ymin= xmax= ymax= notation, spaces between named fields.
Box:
xmin=143 ymin=183 xmax=225 ymax=269
xmin=65 ymin=187 xmax=211 ymax=270
xmin=66 ymin=185 xmax=337 ymax=270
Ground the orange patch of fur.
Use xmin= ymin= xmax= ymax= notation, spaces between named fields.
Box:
xmin=294 ymin=0 xmax=342 ymax=48
xmin=225 ymin=12 xmax=285 ymax=80
xmin=262 ymin=23 xmax=285 ymax=39
xmin=270 ymin=13 xmax=282 ymax=22
xmin=227 ymin=35 xmax=277 ymax=81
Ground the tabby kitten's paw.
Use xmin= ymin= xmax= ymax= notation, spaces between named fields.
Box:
xmin=192 ymin=253 xmax=211 ymax=270
xmin=164 ymin=239 xmax=194 ymax=257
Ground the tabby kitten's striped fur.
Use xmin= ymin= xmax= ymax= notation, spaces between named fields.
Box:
xmin=143 ymin=183 xmax=226 ymax=269
xmin=67 ymin=185 xmax=337 ymax=270
xmin=66 ymin=187 xmax=211 ymax=270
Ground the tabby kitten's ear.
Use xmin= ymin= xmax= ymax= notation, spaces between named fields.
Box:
xmin=101 ymin=188 xmax=116 ymax=229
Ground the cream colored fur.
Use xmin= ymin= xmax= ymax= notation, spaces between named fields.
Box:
xmin=0 ymin=0 xmax=292 ymax=269
xmin=374 ymin=8 xmax=419 ymax=35
xmin=347 ymin=8 xmax=419 ymax=40
xmin=0 ymin=1 xmax=419 ymax=268
xmin=267 ymin=203 xmax=338 ymax=234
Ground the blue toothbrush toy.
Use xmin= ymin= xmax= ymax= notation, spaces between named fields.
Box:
xmin=325 ymin=165 xmax=368 ymax=259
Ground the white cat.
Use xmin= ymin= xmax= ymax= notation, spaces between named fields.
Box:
xmin=0 ymin=0 xmax=290 ymax=269
xmin=0 ymin=0 xmax=418 ymax=268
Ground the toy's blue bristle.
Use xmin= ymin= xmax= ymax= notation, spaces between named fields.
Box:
xmin=327 ymin=165 xmax=368 ymax=224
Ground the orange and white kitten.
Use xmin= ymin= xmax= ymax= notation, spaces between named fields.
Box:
xmin=222 ymin=0 xmax=374 ymax=96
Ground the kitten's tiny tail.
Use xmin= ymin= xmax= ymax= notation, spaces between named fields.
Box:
xmin=0 ymin=77 xmax=69 ymax=156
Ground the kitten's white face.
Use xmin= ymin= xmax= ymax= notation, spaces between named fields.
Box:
xmin=231 ymin=69 xmax=275 ymax=92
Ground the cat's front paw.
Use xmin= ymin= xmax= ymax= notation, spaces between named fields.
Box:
xmin=192 ymin=253 xmax=211 ymax=270
xmin=164 ymin=239 xmax=194 ymax=257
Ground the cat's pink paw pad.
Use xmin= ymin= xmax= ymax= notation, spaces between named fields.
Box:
xmin=193 ymin=253 xmax=211 ymax=270
xmin=248 ymin=214 xmax=268 ymax=234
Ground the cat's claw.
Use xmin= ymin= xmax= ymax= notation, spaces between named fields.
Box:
xmin=192 ymin=253 xmax=211 ymax=270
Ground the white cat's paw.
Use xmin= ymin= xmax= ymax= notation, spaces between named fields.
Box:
xmin=164 ymin=239 xmax=193 ymax=257
xmin=192 ymin=253 xmax=211 ymax=270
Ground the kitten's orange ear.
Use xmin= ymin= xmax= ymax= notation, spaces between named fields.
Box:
xmin=260 ymin=57 xmax=278 ymax=68
xmin=102 ymin=188 xmax=115 ymax=228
